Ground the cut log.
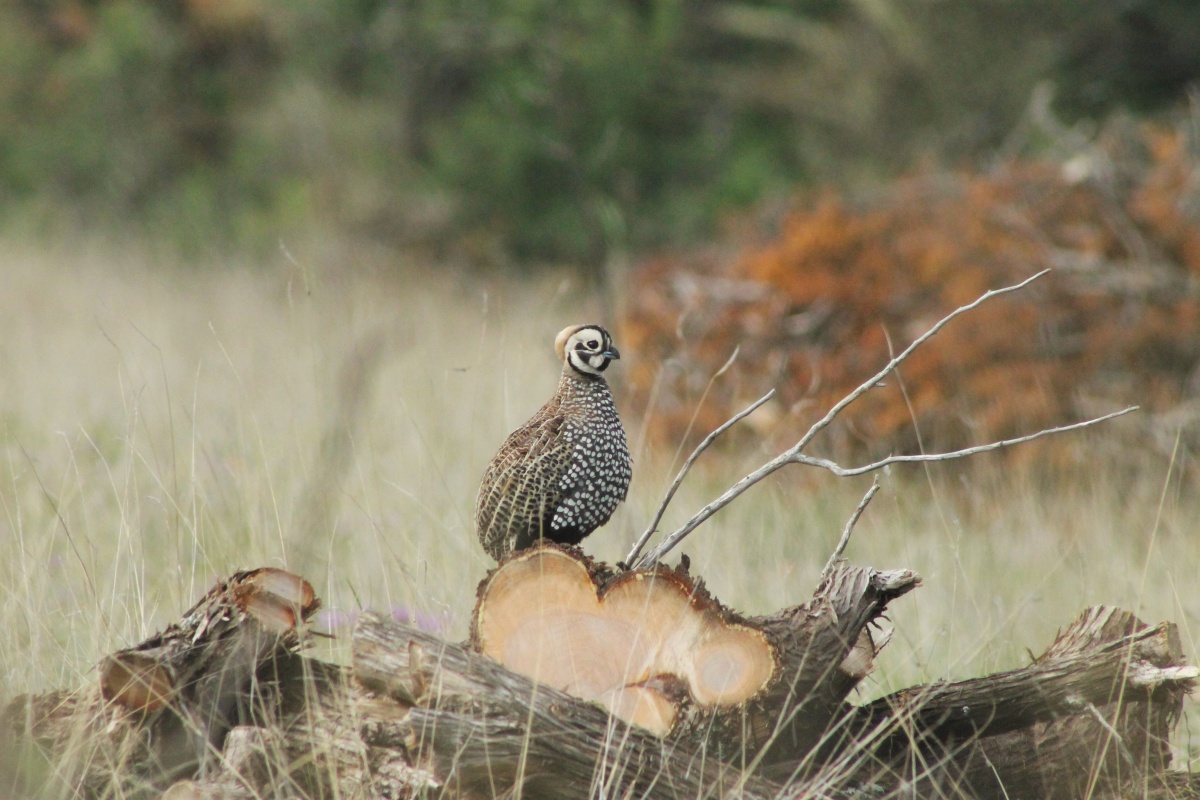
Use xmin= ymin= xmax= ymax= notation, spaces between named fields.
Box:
xmin=739 ymin=565 xmax=920 ymax=768
xmin=1 ymin=568 xmax=321 ymax=797
xmin=834 ymin=606 xmax=1196 ymax=799
xmin=472 ymin=545 xmax=777 ymax=734
xmin=470 ymin=544 xmax=917 ymax=749
xmin=2 ymin=566 xmax=1196 ymax=800
xmin=356 ymin=610 xmax=788 ymax=800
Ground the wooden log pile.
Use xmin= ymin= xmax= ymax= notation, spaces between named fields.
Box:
xmin=2 ymin=546 xmax=1195 ymax=800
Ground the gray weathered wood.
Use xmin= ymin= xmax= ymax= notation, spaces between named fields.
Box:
xmin=354 ymin=611 xmax=789 ymax=800
xmin=739 ymin=566 xmax=921 ymax=767
xmin=2 ymin=569 xmax=1196 ymax=800
xmin=830 ymin=607 xmax=1194 ymax=800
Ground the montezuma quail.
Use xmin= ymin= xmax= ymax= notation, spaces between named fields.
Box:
xmin=475 ymin=324 xmax=632 ymax=560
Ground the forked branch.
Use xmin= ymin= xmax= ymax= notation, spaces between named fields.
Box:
xmin=787 ymin=409 xmax=1137 ymax=478
xmin=625 ymin=389 xmax=776 ymax=566
xmin=630 ymin=270 xmax=1139 ymax=569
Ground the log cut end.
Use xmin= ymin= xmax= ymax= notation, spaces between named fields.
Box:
xmin=229 ymin=567 xmax=320 ymax=633
xmin=474 ymin=546 xmax=776 ymax=734
xmin=99 ymin=568 xmax=319 ymax=718
xmin=99 ymin=652 xmax=173 ymax=716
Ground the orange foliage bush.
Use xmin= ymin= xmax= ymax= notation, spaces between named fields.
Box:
xmin=621 ymin=123 xmax=1200 ymax=463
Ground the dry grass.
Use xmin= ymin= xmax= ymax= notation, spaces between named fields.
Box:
xmin=0 ymin=236 xmax=1197 ymax=775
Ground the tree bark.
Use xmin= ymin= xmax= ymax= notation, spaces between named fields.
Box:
xmin=739 ymin=565 xmax=920 ymax=768
xmin=1 ymin=567 xmax=1195 ymax=800
xmin=830 ymin=607 xmax=1194 ymax=799
xmin=356 ymin=610 xmax=786 ymax=799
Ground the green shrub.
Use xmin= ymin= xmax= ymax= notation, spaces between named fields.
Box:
xmin=1 ymin=0 xmax=1197 ymax=265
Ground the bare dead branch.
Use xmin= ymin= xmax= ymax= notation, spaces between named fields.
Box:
xmin=625 ymin=389 xmax=776 ymax=566
xmin=631 ymin=271 xmax=1138 ymax=569
xmin=663 ymin=345 xmax=742 ymax=478
xmin=821 ymin=479 xmax=881 ymax=581
xmin=789 ymin=269 xmax=1050 ymax=457
xmin=636 ymin=403 xmax=1135 ymax=570
xmin=787 ymin=407 xmax=1139 ymax=477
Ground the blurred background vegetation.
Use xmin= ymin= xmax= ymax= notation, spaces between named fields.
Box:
xmin=3 ymin=0 xmax=1199 ymax=267
xmin=4 ymin=1 xmax=1200 ymax=769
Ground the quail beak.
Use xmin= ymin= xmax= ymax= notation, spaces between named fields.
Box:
xmin=603 ymin=347 xmax=621 ymax=360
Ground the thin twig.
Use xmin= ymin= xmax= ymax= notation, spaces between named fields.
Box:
xmin=786 ymin=407 xmax=1138 ymax=476
xmin=625 ymin=389 xmax=776 ymax=566
xmin=789 ymin=269 xmax=1050 ymax=458
xmin=664 ymin=345 xmax=741 ymax=481
xmin=820 ymin=479 xmax=881 ymax=581
xmin=636 ymin=404 xmax=1136 ymax=570
xmin=631 ymin=271 xmax=1137 ymax=569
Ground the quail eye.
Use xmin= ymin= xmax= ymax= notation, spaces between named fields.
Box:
xmin=586 ymin=339 xmax=599 ymax=349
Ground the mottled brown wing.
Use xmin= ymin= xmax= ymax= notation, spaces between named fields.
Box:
xmin=475 ymin=409 xmax=573 ymax=560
